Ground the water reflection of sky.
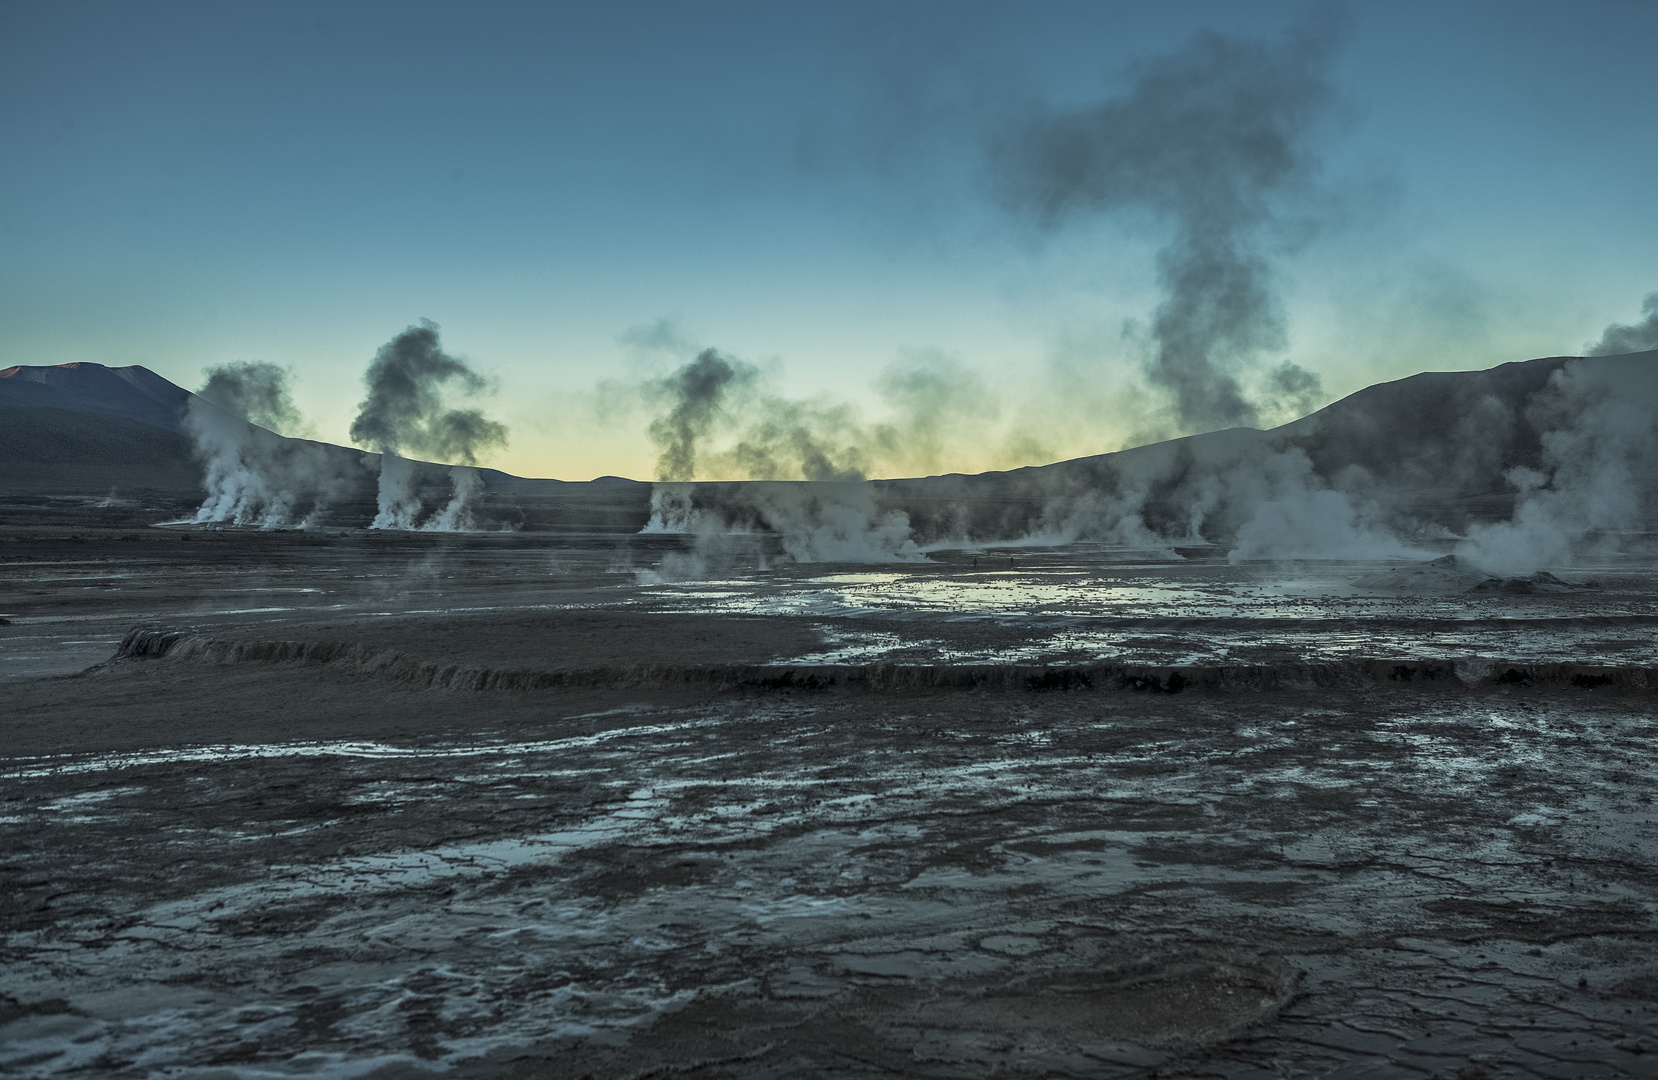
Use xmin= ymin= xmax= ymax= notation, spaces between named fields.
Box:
xmin=641 ymin=558 xmax=1658 ymax=666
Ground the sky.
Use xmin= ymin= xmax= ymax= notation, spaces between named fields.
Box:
xmin=2 ymin=0 xmax=1656 ymax=481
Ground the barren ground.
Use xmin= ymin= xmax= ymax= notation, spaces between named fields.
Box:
xmin=3 ymin=512 xmax=1658 ymax=1078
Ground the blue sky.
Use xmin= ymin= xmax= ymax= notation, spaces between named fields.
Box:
xmin=3 ymin=1 xmax=1655 ymax=479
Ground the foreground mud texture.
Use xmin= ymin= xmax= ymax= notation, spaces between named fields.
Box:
xmin=4 ymin=521 xmax=1658 ymax=1078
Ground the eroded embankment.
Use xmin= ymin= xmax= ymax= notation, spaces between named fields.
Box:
xmin=103 ymin=626 xmax=1658 ymax=694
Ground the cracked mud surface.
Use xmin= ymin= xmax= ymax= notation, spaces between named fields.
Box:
xmin=4 ymin=526 xmax=1658 ymax=1077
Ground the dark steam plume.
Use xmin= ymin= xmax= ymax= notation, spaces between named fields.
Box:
xmin=647 ymin=348 xmax=757 ymax=481
xmin=640 ymin=345 xmax=1021 ymax=483
xmin=728 ymin=397 xmax=867 ymax=482
xmin=349 ymin=319 xmax=507 ymax=464
xmin=991 ymin=11 xmax=1343 ymax=431
xmin=1587 ymin=293 xmax=1658 ymax=356
xmin=198 ymin=361 xmax=301 ymax=435
xmin=349 ymin=320 xmax=506 ymax=532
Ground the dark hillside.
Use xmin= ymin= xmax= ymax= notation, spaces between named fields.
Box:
xmin=4 ymin=351 xmax=1652 ymax=539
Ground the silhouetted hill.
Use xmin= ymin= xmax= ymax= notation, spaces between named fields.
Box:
xmin=0 ymin=362 xmax=519 ymax=501
xmin=1 ymin=364 xmax=202 ymax=495
xmin=5 ymin=351 xmax=1653 ymax=539
xmin=0 ymin=362 xmax=652 ymax=529
xmin=0 ymin=407 xmax=202 ymax=493
xmin=870 ymin=350 xmax=1657 ymax=540
xmin=0 ymin=362 xmax=194 ymax=432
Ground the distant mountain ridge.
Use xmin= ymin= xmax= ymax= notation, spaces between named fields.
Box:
xmin=4 ymin=352 xmax=1654 ymax=541
xmin=0 ymin=363 xmax=642 ymax=529
xmin=0 ymin=362 xmax=196 ymax=434
xmin=0 ymin=362 xmax=539 ymax=501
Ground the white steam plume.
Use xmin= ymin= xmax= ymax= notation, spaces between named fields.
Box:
xmin=1457 ymin=356 xmax=1658 ymax=575
xmin=637 ymin=482 xmax=923 ymax=582
xmin=421 ymin=466 xmax=484 ymax=532
xmin=186 ymin=361 xmax=346 ymax=528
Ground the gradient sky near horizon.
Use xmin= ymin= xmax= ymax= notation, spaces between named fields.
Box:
xmin=3 ymin=0 xmax=1656 ymax=480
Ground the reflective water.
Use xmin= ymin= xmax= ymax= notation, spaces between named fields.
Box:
xmin=641 ymin=553 xmax=1658 ymax=666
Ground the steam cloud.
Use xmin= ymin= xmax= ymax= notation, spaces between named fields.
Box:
xmin=647 ymin=349 xmax=757 ymax=482
xmin=635 ymin=350 xmax=1656 ymax=582
xmin=1457 ymin=357 xmax=1658 ymax=575
xmin=198 ymin=361 xmax=303 ymax=434
xmin=1587 ymin=292 xmax=1658 ymax=356
xmin=636 ymin=348 xmax=990 ymax=577
xmin=350 ymin=320 xmax=508 ymax=531
xmin=638 ymin=482 xmax=924 ymax=583
xmin=643 ymin=346 xmax=1005 ymax=485
xmin=991 ymin=341 xmax=1658 ymax=574
xmin=187 ymin=362 xmax=348 ymax=528
xmin=991 ymin=13 xmax=1342 ymax=431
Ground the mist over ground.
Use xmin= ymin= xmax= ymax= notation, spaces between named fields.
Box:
xmin=625 ymin=339 xmax=1658 ymax=582
xmin=137 ymin=286 xmax=1658 ymax=585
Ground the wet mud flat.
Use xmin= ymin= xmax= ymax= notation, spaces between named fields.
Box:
xmin=4 ymin=527 xmax=1658 ymax=1077
xmin=7 ymin=667 xmax=1658 ymax=1078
